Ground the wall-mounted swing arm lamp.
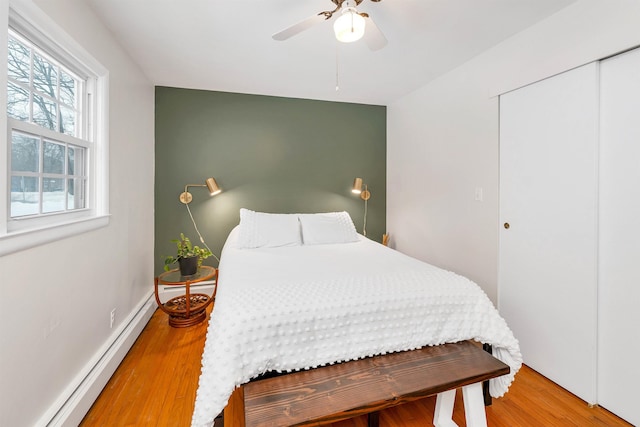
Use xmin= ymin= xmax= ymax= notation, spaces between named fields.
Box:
xmin=351 ymin=177 xmax=370 ymax=200
xmin=351 ymin=177 xmax=370 ymax=236
xmin=178 ymin=177 xmax=222 ymax=264
xmin=179 ymin=177 xmax=221 ymax=204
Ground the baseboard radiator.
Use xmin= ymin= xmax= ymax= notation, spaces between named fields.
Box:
xmin=37 ymin=293 xmax=156 ymax=427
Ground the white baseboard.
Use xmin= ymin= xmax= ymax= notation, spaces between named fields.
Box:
xmin=37 ymin=293 xmax=156 ymax=427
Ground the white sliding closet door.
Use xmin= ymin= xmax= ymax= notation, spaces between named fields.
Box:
xmin=598 ymin=47 xmax=640 ymax=426
xmin=499 ymin=63 xmax=599 ymax=404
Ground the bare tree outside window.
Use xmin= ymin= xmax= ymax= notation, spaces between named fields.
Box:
xmin=7 ymin=35 xmax=78 ymax=134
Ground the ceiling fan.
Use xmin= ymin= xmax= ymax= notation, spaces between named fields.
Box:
xmin=272 ymin=0 xmax=388 ymax=51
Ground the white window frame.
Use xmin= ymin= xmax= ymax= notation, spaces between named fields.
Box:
xmin=0 ymin=0 xmax=109 ymax=256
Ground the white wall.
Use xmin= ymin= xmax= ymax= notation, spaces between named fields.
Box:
xmin=0 ymin=1 xmax=155 ymax=426
xmin=387 ymin=0 xmax=640 ymax=303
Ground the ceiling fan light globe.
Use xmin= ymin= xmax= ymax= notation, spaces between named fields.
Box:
xmin=334 ymin=10 xmax=366 ymax=43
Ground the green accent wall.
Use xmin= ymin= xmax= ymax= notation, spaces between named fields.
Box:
xmin=155 ymin=87 xmax=386 ymax=274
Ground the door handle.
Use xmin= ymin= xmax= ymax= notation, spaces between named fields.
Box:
xmin=504 ymin=223 xmax=510 ymax=229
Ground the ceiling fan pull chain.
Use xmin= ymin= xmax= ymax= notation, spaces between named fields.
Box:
xmin=335 ymin=42 xmax=340 ymax=91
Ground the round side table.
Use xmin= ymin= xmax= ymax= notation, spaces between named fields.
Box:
xmin=154 ymin=266 xmax=217 ymax=328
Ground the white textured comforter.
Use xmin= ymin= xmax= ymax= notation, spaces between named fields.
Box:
xmin=191 ymin=229 xmax=522 ymax=427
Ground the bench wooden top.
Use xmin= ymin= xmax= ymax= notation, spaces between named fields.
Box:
xmin=239 ymin=340 xmax=510 ymax=427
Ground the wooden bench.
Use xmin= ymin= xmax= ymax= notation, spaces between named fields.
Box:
xmin=223 ymin=340 xmax=510 ymax=427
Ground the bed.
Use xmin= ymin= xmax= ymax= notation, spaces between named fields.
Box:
xmin=191 ymin=210 xmax=522 ymax=427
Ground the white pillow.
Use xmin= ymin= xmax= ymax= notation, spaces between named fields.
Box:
xmin=236 ymin=208 xmax=302 ymax=249
xmin=299 ymin=212 xmax=359 ymax=245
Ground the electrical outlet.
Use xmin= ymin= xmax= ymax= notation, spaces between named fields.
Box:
xmin=43 ymin=317 xmax=61 ymax=338
xmin=110 ymin=309 xmax=116 ymax=328
xmin=474 ymin=187 xmax=484 ymax=202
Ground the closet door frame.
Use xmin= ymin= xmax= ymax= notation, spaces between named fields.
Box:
xmin=597 ymin=47 xmax=640 ymax=425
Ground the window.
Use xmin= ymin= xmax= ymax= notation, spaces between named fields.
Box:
xmin=8 ymin=30 xmax=88 ymax=220
xmin=1 ymin=2 xmax=109 ymax=255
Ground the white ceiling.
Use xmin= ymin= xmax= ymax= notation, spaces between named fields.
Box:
xmin=87 ymin=0 xmax=577 ymax=106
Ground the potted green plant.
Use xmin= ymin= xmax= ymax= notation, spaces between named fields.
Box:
xmin=164 ymin=233 xmax=213 ymax=276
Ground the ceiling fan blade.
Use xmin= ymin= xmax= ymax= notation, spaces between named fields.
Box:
xmin=363 ymin=15 xmax=387 ymax=51
xmin=272 ymin=13 xmax=328 ymax=41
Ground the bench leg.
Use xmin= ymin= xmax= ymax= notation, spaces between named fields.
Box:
xmin=482 ymin=343 xmax=493 ymax=406
xmin=434 ymin=383 xmax=489 ymax=427
xmin=367 ymin=411 xmax=380 ymax=427
xmin=434 ymin=389 xmax=458 ymax=427
xmin=462 ymin=382 xmax=488 ymax=427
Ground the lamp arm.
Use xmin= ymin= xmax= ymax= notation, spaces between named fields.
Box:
xmin=185 ymin=184 xmax=206 ymax=191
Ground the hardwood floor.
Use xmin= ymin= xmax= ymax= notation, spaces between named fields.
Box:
xmin=81 ymin=305 xmax=632 ymax=427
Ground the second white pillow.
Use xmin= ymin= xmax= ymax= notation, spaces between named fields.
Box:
xmin=299 ymin=211 xmax=359 ymax=245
